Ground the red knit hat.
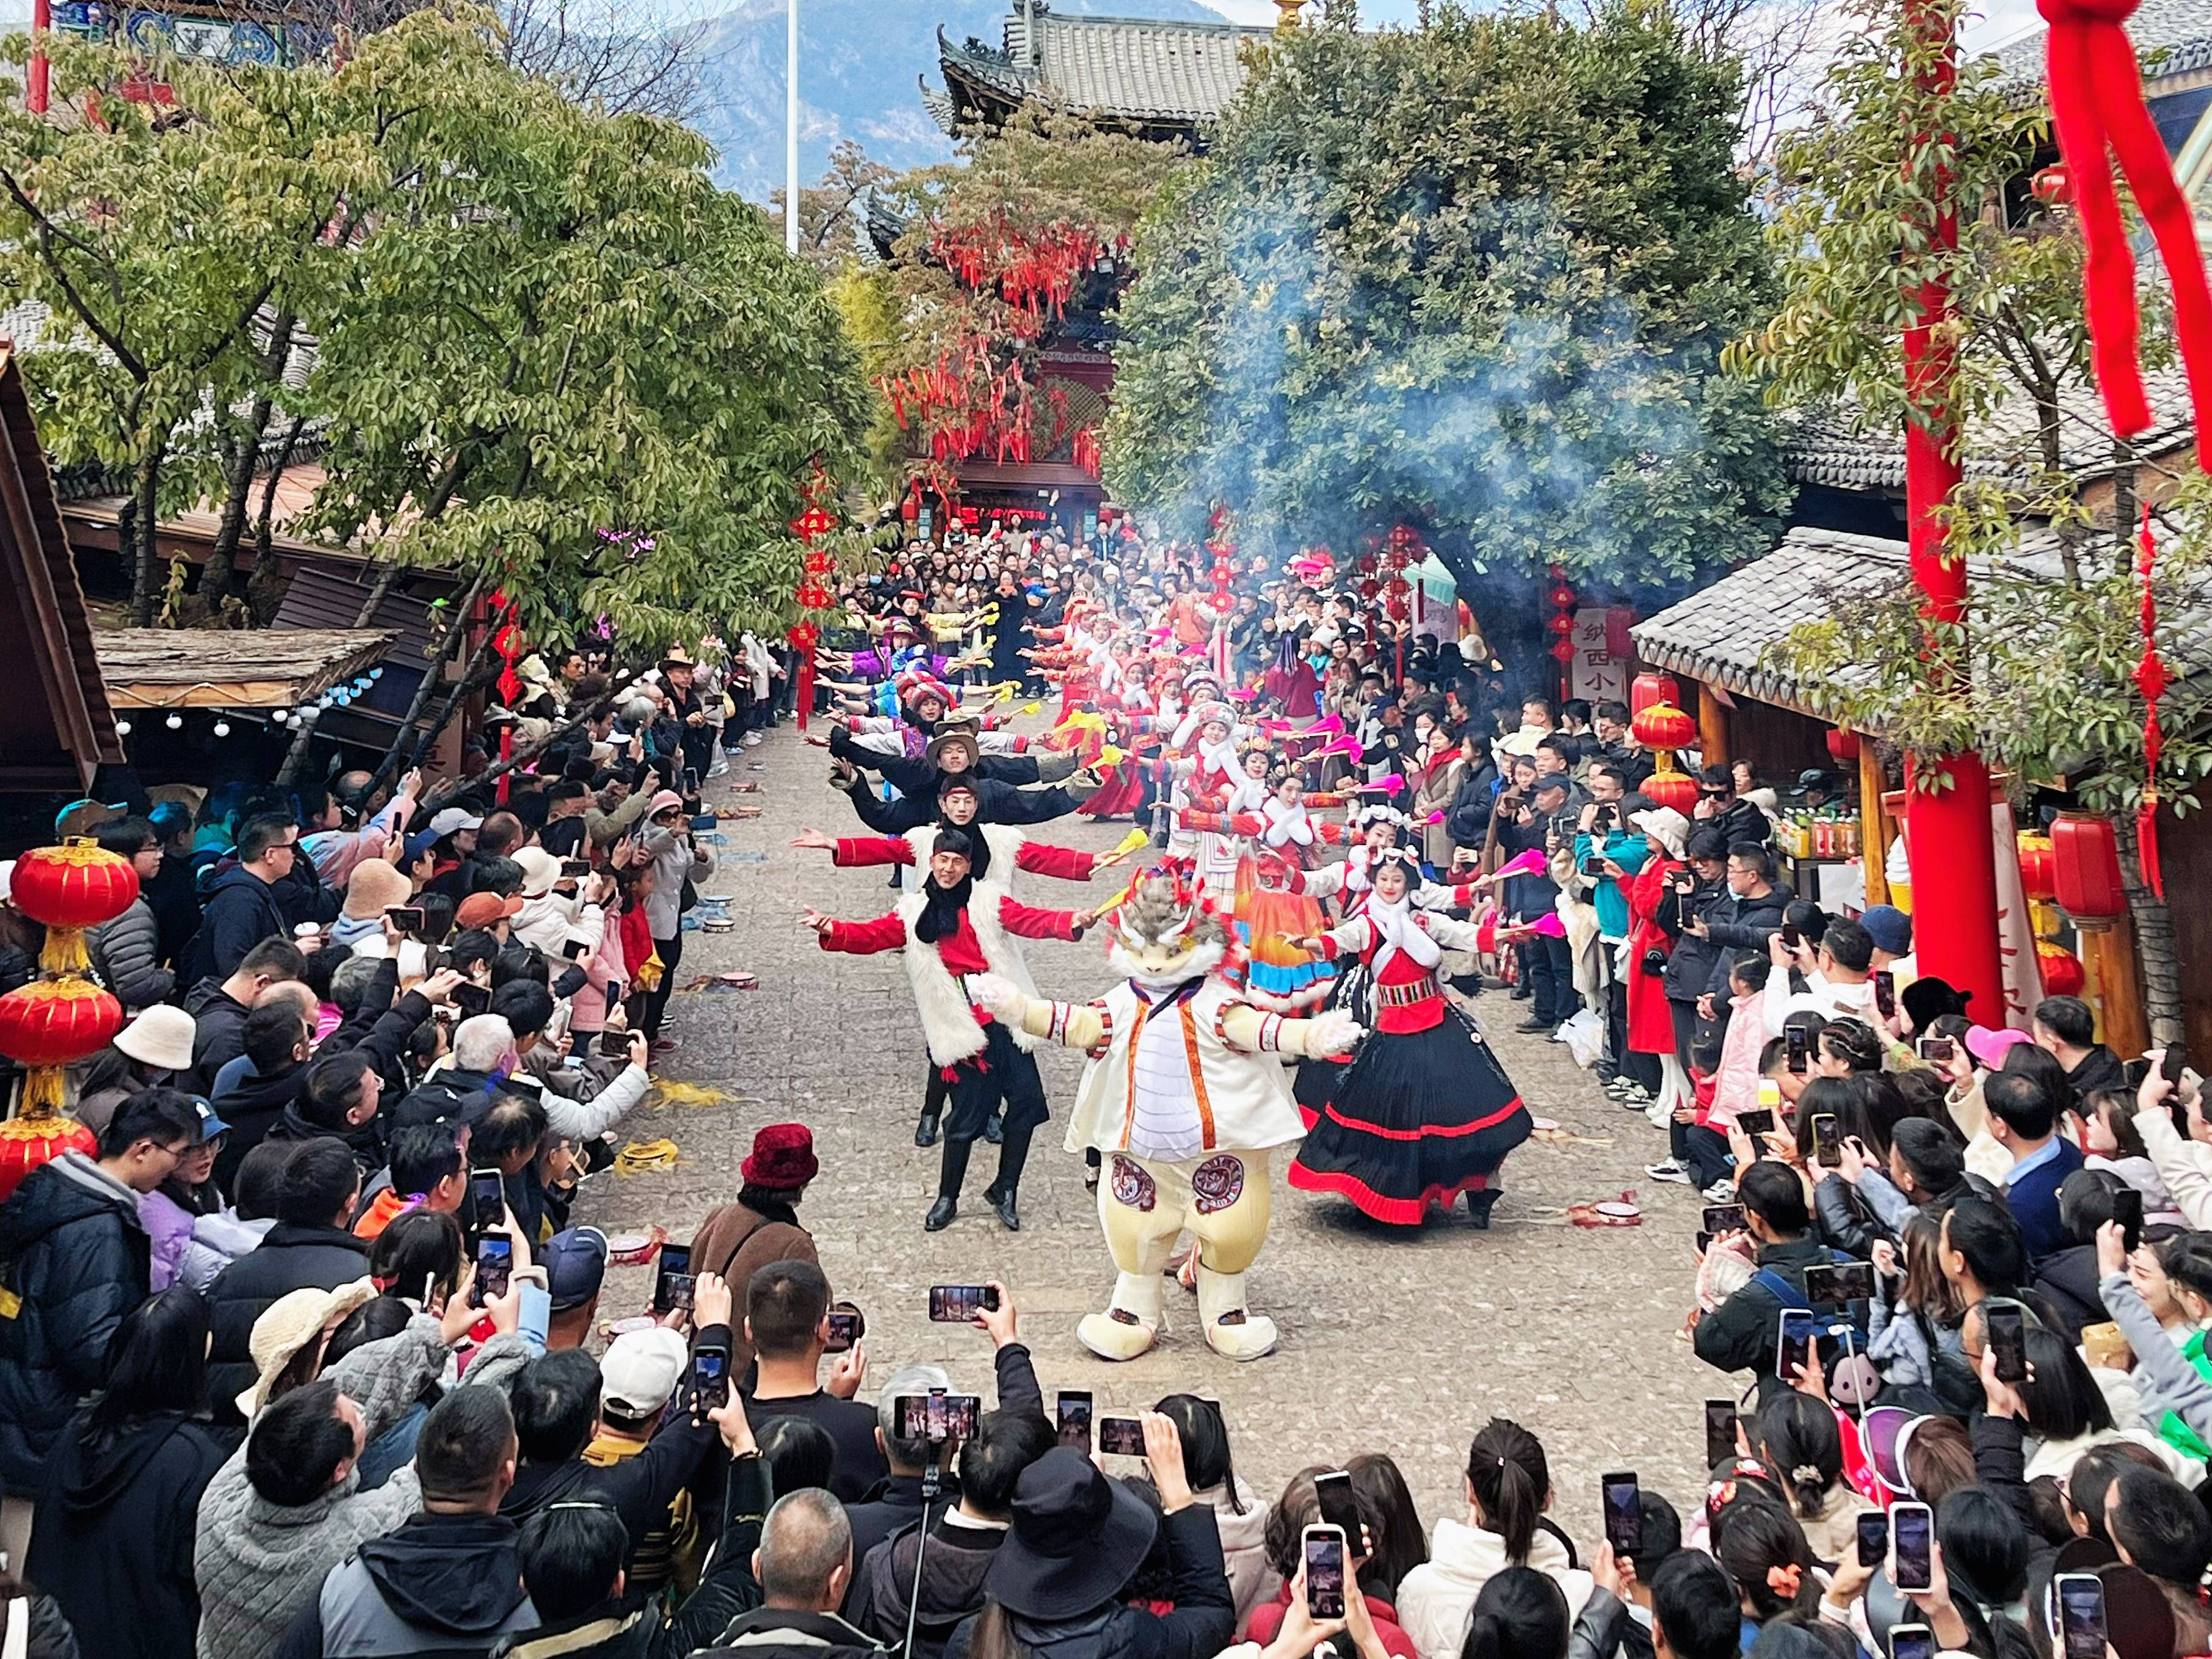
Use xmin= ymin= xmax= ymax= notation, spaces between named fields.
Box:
xmin=742 ymin=1123 xmax=819 ymax=1191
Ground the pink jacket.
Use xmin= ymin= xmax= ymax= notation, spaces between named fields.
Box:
xmin=568 ymin=903 xmax=626 ymax=1033
xmin=1709 ymin=987 xmax=1768 ymax=1130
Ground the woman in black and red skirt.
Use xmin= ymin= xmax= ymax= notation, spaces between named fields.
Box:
xmin=1287 ymin=849 xmax=1532 ymax=1227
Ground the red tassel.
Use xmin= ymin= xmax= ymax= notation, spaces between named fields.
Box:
xmin=2041 ymin=0 xmax=2212 ymax=467
xmin=2138 ymin=799 xmax=2164 ymax=900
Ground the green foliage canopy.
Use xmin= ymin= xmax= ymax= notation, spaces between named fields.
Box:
xmin=1104 ymin=2 xmax=1788 ymax=589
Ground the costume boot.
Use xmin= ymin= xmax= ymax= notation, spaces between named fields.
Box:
xmin=1077 ymin=1271 xmax=1163 ymax=1361
xmin=1034 ymin=749 xmax=1081 ymax=783
xmin=1194 ymin=1262 xmax=1278 ymax=1360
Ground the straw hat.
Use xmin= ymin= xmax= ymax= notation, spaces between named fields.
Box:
xmin=236 ymin=1279 xmax=381 ymax=1418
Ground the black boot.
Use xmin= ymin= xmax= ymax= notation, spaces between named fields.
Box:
xmin=1084 ymin=1147 xmax=1102 ymax=1193
xmin=915 ymin=1115 xmax=940 ymax=1148
xmin=1464 ymin=1187 xmax=1501 ymax=1230
xmin=924 ymin=1196 xmax=958 ymax=1231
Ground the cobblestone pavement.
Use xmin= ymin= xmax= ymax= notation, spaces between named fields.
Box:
xmin=573 ymin=719 xmax=1733 ymax=1553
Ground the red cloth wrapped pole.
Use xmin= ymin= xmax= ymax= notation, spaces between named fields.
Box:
xmin=2039 ymin=0 xmax=2212 ymax=467
xmin=2133 ymin=506 xmax=2169 ymax=898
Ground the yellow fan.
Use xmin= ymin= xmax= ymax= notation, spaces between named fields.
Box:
xmin=1097 ymin=744 xmax=1125 ymax=768
xmin=1020 ymin=702 xmax=1042 ymax=716
xmin=649 ymin=1080 xmax=727 ymax=1109
xmin=614 ymin=1138 xmax=680 ymax=1174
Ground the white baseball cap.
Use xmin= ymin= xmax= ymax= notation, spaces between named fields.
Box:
xmin=428 ymin=807 xmax=483 ymax=838
xmin=600 ymin=1327 xmax=689 ymax=1419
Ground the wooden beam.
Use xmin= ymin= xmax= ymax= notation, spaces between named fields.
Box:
xmin=1858 ymin=737 xmax=1891 ymax=906
xmin=1697 ymin=681 xmax=1730 ymax=768
xmin=2085 ymin=915 xmax=2152 ymax=1058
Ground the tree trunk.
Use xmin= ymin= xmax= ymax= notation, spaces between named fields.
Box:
xmin=2117 ymin=812 xmax=2183 ymax=1045
xmin=421 ymin=681 xmax=629 ymax=811
xmin=204 ymin=311 xmax=295 ymax=612
xmin=245 ymin=413 xmax=310 ymax=623
xmin=128 ymin=450 xmax=162 ymax=626
xmin=365 ymin=570 xmax=488 ymax=794
xmin=352 ymin=561 xmax=401 ymax=628
xmin=404 ymin=628 xmax=503 ymax=777
xmin=275 ymin=706 xmax=324 ymax=788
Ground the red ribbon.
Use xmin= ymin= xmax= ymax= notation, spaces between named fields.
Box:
xmin=2039 ymin=0 xmax=2212 ymax=466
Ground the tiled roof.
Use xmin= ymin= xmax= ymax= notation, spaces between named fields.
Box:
xmin=1631 ymin=521 xmax=2210 ymax=721
xmin=1990 ymin=0 xmax=2212 ymax=85
xmin=940 ymin=4 xmax=1270 ymax=126
xmin=1630 ymin=529 xmax=1911 ymax=715
xmin=1785 ymin=363 xmax=2200 ymax=492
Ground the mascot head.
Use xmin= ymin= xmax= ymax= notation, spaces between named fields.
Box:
xmin=1107 ymin=868 xmax=1237 ymax=990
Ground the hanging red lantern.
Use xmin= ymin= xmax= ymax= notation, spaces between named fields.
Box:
xmin=1548 ymin=639 xmax=1576 ymax=665
xmin=1631 ymin=702 xmax=1697 ymax=752
xmin=0 ymin=975 xmax=115 ymax=1199
xmin=5 ymin=843 xmax=139 ymax=975
xmin=1641 ymin=771 xmax=1701 ymax=815
xmin=2035 ymin=940 xmax=2086 ymax=998
xmin=2031 ymin=164 xmax=2070 ymax=205
xmin=1548 ymin=584 xmax=1576 ymax=611
xmin=2017 ymin=834 xmax=2057 ymax=902
xmin=1547 ymin=612 xmax=1575 ymax=637
xmin=1630 ymin=671 xmax=1677 ymax=717
xmin=1826 ymin=729 xmax=1862 ymax=766
xmin=2050 ymin=813 xmax=2126 ymax=922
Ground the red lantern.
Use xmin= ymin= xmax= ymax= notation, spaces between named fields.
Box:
xmin=2050 ymin=813 xmax=2126 ymax=921
xmin=0 ymin=975 xmax=117 ymax=1197
xmin=7 ymin=843 xmax=138 ymax=975
xmin=1548 ymin=584 xmax=1576 ymax=611
xmin=1826 ymin=729 xmax=1862 ymax=766
xmin=1642 ymin=771 xmax=1700 ymax=815
xmin=1630 ymin=671 xmax=1677 ymax=717
xmin=2018 ymin=835 xmax=2057 ymax=902
xmin=1547 ymin=613 xmax=1575 ymax=637
xmin=2036 ymin=940 xmax=2086 ymax=998
xmin=2031 ymin=164 xmax=2070 ymax=205
xmin=1632 ymin=702 xmax=1697 ymax=752
xmin=1548 ymin=639 xmax=1576 ymax=665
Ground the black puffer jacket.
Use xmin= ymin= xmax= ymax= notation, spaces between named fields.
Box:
xmin=29 ymin=1408 xmax=239 ymax=1659
xmin=0 ymin=1154 xmax=151 ymax=1495
xmin=204 ymin=1224 xmax=373 ymax=1422
xmin=1699 ymin=881 xmax=1795 ymax=996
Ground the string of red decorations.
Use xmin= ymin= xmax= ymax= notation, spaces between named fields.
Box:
xmin=1545 ymin=563 xmax=1577 ymax=692
xmin=789 ymin=465 xmax=839 ymax=732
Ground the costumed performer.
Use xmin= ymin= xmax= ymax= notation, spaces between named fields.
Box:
xmin=972 ymin=868 xmax=1362 ymax=1360
xmin=1288 ymin=848 xmax=1532 ymax=1228
xmin=803 ymin=827 xmax=1095 ymax=1233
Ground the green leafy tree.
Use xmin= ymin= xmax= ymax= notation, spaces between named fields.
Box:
xmin=0 ymin=7 xmax=870 ymax=656
xmin=1104 ymin=2 xmax=1787 ymax=595
xmin=1728 ymin=0 xmax=2199 ymax=1036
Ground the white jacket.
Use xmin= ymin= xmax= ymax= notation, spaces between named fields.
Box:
xmin=1397 ymin=1517 xmax=1594 ymax=1659
xmin=2135 ymin=1103 xmax=2212 ymax=1230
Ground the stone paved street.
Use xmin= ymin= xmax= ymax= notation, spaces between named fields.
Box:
xmin=573 ymin=719 xmax=1735 ymax=1554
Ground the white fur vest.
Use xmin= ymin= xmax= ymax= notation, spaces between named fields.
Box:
xmin=894 ymin=880 xmax=1043 ymax=1066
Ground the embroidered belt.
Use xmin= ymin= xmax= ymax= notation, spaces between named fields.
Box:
xmin=1374 ymin=976 xmax=1440 ymax=1009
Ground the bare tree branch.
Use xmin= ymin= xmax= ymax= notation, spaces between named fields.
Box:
xmin=499 ymin=0 xmax=710 ymax=122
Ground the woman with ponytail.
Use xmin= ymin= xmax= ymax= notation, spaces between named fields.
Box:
xmin=1711 ymin=1500 xmax=1819 ymax=1645
xmin=1398 ymin=1420 xmax=1594 ymax=1659
xmin=1752 ymin=1394 xmax=1872 ymax=1564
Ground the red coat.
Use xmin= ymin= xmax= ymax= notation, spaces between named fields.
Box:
xmin=1624 ymin=857 xmax=1683 ymax=1056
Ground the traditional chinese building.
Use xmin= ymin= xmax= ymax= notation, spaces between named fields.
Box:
xmin=895 ymin=1 xmax=1275 ymax=542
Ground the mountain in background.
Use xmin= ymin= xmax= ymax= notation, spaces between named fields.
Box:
xmin=691 ymin=0 xmax=1229 ymax=197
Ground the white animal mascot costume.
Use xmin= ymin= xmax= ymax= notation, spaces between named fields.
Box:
xmin=974 ymin=868 xmax=1361 ymax=1360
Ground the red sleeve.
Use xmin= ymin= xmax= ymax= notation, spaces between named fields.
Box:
xmin=996 ymin=896 xmax=1082 ymax=942
xmin=817 ymin=912 xmax=910 ymax=954
xmin=1017 ymin=843 xmax=1099 ymax=881
xmin=1316 ymin=822 xmax=1347 ymax=844
xmin=833 ymin=836 xmax=914 ymax=868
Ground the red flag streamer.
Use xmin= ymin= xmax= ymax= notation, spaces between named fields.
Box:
xmin=2039 ymin=0 xmax=2212 ymax=468
xmin=2132 ymin=506 xmax=2169 ymax=898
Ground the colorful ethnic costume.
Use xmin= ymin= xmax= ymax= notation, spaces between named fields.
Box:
xmin=1289 ymin=874 xmax=1532 ymax=1227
